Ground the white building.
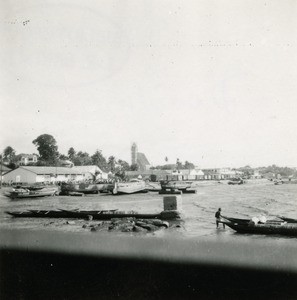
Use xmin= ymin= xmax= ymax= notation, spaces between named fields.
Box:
xmin=171 ymin=169 xmax=205 ymax=180
xmin=187 ymin=169 xmax=205 ymax=180
xmin=19 ymin=154 xmax=38 ymax=165
xmin=3 ymin=166 xmax=84 ymax=184
xmin=71 ymin=165 xmax=108 ymax=180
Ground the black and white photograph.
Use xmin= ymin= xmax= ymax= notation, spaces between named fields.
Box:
xmin=1 ymin=1 xmax=297 ymax=299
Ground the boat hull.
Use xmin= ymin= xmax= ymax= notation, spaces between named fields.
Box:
xmin=7 ymin=188 xmax=58 ymax=199
xmin=159 ymin=190 xmax=182 ymax=195
xmin=160 ymin=181 xmax=193 ymax=191
xmin=60 ymin=183 xmax=113 ymax=194
xmin=225 ymin=222 xmax=297 ymax=237
xmin=6 ymin=209 xmax=181 ymax=220
xmin=113 ymin=181 xmax=147 ymax=195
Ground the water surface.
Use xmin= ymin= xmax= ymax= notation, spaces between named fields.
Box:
xmin=1 ymin=180 xmax=296 ymax=243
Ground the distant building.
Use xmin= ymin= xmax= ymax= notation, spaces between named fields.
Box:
xmin=3 ymin=166 xmax=84 ymax=184
xmin=131 ymin=143 xmax=151 ymax=171
xmin=250 ymin=169 xmax=262 ymax=179
xmin=183 ymin=169 xmax=205 ymax=180
xmin=1 ymin=164 xmax=11 ymax=183
xmin=125 ymin=170 xmax=172 ymax=182
xmin=19 ymin=154 xmax=38 ymax=165
xmin=126 ymin=168 xmax=205 ymax=182
xmin=72 ymin=165 xmax=108 ymax=180
xmin=202 ymin=168 xmax=241 ymax=180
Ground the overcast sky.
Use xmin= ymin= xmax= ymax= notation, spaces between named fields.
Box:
xmin=1 ymin=0 xmax=297 ymax=168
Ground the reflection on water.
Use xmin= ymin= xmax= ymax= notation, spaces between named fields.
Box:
xmin=1 ymin=181 xmax=296 ymax=242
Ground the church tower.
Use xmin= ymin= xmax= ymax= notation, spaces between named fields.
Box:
xmin=131 ymin=142 xmax=138 ymax=165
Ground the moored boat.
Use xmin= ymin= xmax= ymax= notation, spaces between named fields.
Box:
xmin=160 ymin=180 xmax=193 ymax=191
xmin=112 ymin=179 xmax=147 ymax=195
xmin=224 ymin=221 xmax=297 ymax=237
xmin=158 ymin=180 xmax=196 ymax=194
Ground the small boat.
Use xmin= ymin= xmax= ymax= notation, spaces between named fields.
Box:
xmin=112 ymin=179 xmax=147 ymax=195
xmin=228 ymin=178 xmax=244 ymax=185
xmin=224 ymin=222 xmax=297 ymax=237
xmin=5 ymin=187 xmax=58 ymax=199
xmin=159 ymin=189 xmax=182 ymax=195
xmin=222 ymin=215 xmax=297 ymax=236
xmin=160 ymin=180 xmax=193 ymax=191
xmin=159 ymin=180 xmax=196 ymax=195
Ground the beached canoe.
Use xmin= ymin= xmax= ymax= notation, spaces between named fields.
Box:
xmin=224 ymin=221 xmax=297 ymax=237
xmin=6 ymin=209 xmax=181 ymax=220
xmin=6 ymin=209 xmax=122 ymax=219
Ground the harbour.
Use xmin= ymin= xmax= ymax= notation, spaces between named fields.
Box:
xmin=1 ymin=1 xmax=297 ymax=297
xmin=1 ymin=179 xmax=296 ymax=241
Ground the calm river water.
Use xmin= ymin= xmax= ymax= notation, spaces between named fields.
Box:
xmin=1 ymin=180 xmax=296 ymax=242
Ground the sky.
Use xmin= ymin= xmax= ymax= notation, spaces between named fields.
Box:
xmin=1 ymin=0 xmax=297 ymax=168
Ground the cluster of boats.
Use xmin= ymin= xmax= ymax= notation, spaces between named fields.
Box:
xmin=221 ymin=215 xmax=297 ymax=237
xmin=4 ymin=179 xmax=198 ymax=199
xmin=61 ymin=179 xmax=197 ymax=196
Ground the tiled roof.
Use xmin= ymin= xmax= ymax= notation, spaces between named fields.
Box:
xmin=21 ymin=166 xmax=83 ymax=175
xmin=137 ymin=153 xmax=150 ymax=166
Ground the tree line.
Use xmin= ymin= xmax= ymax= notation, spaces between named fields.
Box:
xmin=3 ymin=134 xmax=295 ymax=178
xmin=0 ymin=134 xmax=132 ymax=177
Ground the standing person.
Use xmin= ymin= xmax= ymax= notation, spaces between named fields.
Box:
xmin=215 ymin=208 xmax=225 ymax=228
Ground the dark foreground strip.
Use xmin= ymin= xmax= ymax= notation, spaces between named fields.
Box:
xmin=1 ymin=229 xmax=297 ymax=299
